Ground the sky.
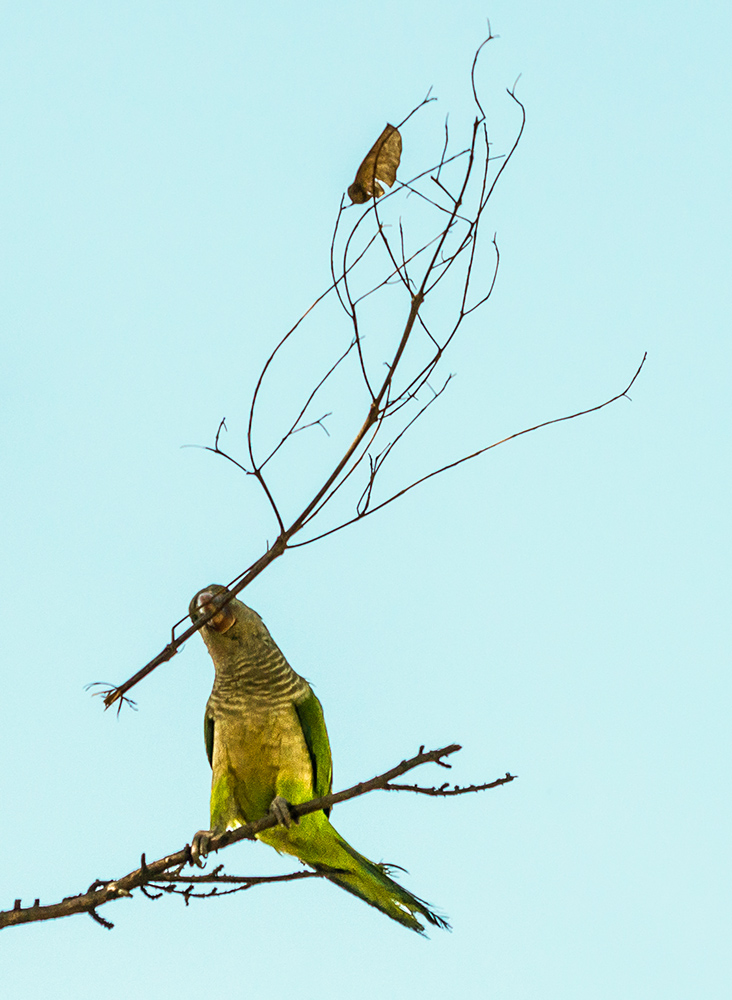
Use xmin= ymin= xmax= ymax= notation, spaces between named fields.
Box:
xmin=1 ymin=2 xmax=730 ymax=997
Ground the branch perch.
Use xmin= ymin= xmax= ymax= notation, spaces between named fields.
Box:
xmin=0 ymin=743 xmax=515 ymax=930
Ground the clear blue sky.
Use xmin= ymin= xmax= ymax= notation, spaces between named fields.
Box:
xmin=2 ymin=2 xmax=730 ymax=997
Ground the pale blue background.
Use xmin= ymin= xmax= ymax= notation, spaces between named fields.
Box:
xmin=1 ymin=2 xmax=730 ymax=998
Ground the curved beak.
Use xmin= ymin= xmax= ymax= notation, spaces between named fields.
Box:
xmin=196 ymin=590 xmax=236 ymax=634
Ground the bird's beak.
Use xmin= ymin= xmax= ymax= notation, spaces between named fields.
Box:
xmin=196 ymin=591 xmax=236 ymax=634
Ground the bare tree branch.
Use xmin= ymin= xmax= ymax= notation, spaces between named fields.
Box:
xmin=95 ymin=34 xmax=645 ymax=715
xmin=0 ymin=743 xmax=515 ymax=930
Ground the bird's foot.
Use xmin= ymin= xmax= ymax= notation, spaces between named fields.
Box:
xmin=269 ymin=796 xmax=297 ymax=829
xmin=190 ymin=829 xmax=215 ymax=867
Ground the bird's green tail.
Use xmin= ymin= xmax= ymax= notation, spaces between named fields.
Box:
xmin=315 ymin=833 xmax=450 ymax=935
xmin=259 ymin=815 xmax=449 ymax=934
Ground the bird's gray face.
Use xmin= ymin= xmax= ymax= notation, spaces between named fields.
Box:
xmin=190 ymin=586 xmax=237 ymax=634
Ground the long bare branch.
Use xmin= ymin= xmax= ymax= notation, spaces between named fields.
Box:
xmin=98 ymin=37 xmax=640 ymax=711
xmin=0 ymin=743 xmax=515 ymax=930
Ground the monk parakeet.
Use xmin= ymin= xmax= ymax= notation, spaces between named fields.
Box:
xmin=189 ymin=585 xmax=448 ymax=934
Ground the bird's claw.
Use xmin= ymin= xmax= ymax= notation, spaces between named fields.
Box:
xmin=270 ymin=796 xmax=297 ymax=829
xmin=190 ymin=829 xmax=214 ymax=867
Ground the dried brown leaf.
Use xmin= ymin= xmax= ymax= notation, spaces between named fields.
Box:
xmin=348 ymin=124 xmax=402 ymax=204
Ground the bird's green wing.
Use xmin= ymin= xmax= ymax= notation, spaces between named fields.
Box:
xmin=204 ymin=711 xmax=214 ymax=767
xmin=294 ymin=689 xmax=333 ymax=813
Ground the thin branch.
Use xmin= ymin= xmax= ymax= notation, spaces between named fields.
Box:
xmin=257 ymin=332 xmax=356 ymax=470
xmin=152 ymin=871 xmax=321 ymax=885
xmin=356 ymin=376 xmax=453 ymax=515
xmin=290 ymin=354 xmax=648 ymax=548
xmin=386 ymin=773 xmax=517 ymax=795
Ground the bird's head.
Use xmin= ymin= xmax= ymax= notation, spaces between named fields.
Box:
xmin=189 ymin=585 xmax=238 ymax=634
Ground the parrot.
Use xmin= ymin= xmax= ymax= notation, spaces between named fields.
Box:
xmin=188 ymin=584 xmax=448 ymax=934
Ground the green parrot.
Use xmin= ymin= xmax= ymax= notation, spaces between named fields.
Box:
xmin=188 ymin=584 xmax=448 ymax=934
